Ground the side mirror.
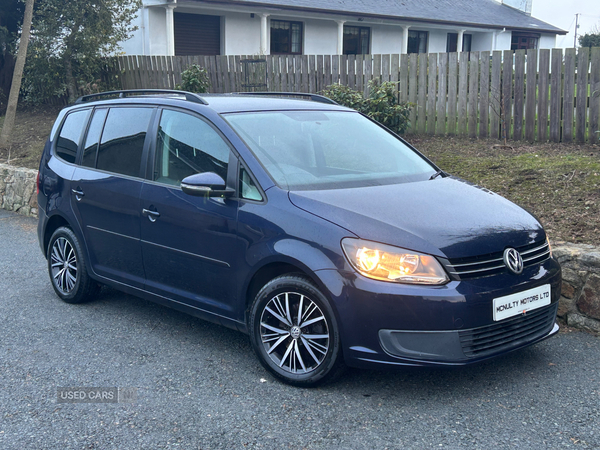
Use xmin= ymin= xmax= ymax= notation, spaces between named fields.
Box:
xmin=180 ymin=172 xmax=234 ymax=197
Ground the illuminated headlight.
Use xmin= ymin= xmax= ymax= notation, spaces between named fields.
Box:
xmin=341 ymin=238 xmax=449 ymax=285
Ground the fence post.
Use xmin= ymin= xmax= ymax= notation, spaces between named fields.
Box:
xmin=525 ymin=49 xmax=537 ymax=142
xmin=549 ymin=48 xmax=563 ymax=142
xmin=479 ymin=51 xmax=490 ymax=138
xmin=563 ymin=48 xmax=576 ymax=143
xmin=537 ymin=49 xmax=550 ymax=142
xmin=490 ymin=51 xmax=502 ymax=139
xmin=576 ymin=48 xmax=590 ymax=143
xmin=513 ymin=50 xmax=526 ymax=141
xmin=458 ymin=52 xmax=469 ymax=136
xmin=436 ymin=53 xmax=448 ymax=135
xmin=590 ymin=48 xmax=600 ymax=141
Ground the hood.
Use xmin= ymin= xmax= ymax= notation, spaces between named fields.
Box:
xmin=289 ymin=177 xmax=545 ymax=260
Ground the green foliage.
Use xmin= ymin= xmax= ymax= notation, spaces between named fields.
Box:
xmin=22 ymin=0 xmax=140 ymax=104
xmin=364 ymin=80 xmax=412 ymax=134
xmin=319 ymin=84 xmax=364 ymax=111
xmin=175 ymin=64 xmax=211 ymax=93
xmin=320 ymin=81 xmax=412 ymax=134
xmin=578 ymin=31 xmax=600 ymax=49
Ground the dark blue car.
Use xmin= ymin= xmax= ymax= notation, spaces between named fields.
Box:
xmin=37 ymin=90 xmax=561 ymax=386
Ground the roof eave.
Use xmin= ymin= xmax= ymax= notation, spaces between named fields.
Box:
xmin=181 ymin=0 xmax=567 ymax=34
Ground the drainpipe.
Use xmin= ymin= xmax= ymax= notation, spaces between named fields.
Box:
xmin=336 ymin=20 xmax=345 ymax=55
xmin=457 ymin=29 xmax=466 ymax=52
xmin=494 ymin=27 xmax=507 ymax=51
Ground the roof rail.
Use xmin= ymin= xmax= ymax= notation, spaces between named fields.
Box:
xmin=233 ymin=92 xmax=338 ymax=105
xmin=74 ymin=89 xmax=209 ymax=105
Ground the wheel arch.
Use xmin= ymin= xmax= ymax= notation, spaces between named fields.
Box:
xmin=42 ymin=213 xmax=72 ymax=256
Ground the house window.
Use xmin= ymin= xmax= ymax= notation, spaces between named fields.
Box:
xmin=446 ymin=33 xmax=472 ymax=52
xmin=511 ymin=32 xmax=539 ymax=50
xmin=343 ymin=26 xmax=370 ymax=55
xmin=271 ymin=20 xmax=303 ymax=54
xmin=407 ymin=31 xmax=428 ymax=54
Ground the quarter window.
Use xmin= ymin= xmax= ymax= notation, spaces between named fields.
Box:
xmin=240 ymin=166 xmax=262 ymax=201
xmin=96 ymin=107 xmax=153 ymax=177
xmin=55 ymin=110 xmax=90 ymax=164
xmin=271 ymin=20 xmax=303 ymax=55
xmin=154 ymin=109 xmax=230 ymax=186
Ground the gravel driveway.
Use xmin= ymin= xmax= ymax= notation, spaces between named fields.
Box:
xmin=0 ymin=210 xmax=598 ymax=449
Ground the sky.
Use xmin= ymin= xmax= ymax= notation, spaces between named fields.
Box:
xmin=530 ymin=0 xmax=600 ymax=48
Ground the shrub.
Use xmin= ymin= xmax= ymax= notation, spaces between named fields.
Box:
xmin=320 ymin=81 xmax=411 ymax=134
xmin=176 ymin=64 xmax=211 ymax=93
xmin=364 ymin=80 xmax=412 ymax=135
xmin=319 ymin=84 xmax=365 ymax=111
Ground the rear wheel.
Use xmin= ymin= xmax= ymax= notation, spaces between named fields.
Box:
xmin=249 ymin=275 xmax=344 ymax=386
xmin=47 ymin=227 xmax=99 ymax=304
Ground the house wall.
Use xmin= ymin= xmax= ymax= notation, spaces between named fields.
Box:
xmin=117 ymin=5 xmax=559 ymax=56
xmin=120 ymin=13 xmax=145 ymax=55
xmin=302 ymin=18 xmax=338 ymax=55
xmin=224 ymin=12 xmax=261 ymax=55
xmin=471 ymin=32 xmax=494 ymax=52
xmin=427 ymin=29 xmax=448 ymax=53
xmin=539 ymin=34 xmax=556 ymax=49
xmin=496 ymin=31 xmax=513 ymax=51
xmin=148 ymin=7 xmax=168 ymax=55
xmin=370 ymin=25 xmax=403 ymax=54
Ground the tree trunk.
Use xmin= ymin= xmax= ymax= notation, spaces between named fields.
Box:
xmin=64 ymin=56 xmax=78 ymax=104
xmin=0 ymin=0 xmax=35 ymax=151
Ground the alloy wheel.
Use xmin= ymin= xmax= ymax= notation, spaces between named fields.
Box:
xmin=260 ymin=291 xmax=330 ymax=374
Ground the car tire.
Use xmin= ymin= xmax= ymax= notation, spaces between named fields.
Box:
xmin=249 ymin=274 xmax=345 ymax=387
xmin=47 ymin=227 xmax=99 ymax=304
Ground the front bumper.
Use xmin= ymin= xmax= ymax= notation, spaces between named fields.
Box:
xmin=316 ymin=256 xmax=562 ymax=369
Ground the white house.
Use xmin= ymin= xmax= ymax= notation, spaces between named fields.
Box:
xmin=120 ymin=0 xmax=566 ymax=56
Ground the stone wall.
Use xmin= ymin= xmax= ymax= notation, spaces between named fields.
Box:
xmin=1 ymin=163 xmax=599 ymax=333
xmin=554 ymin=243 xmax=600 ymax=333
xmin=0 ymin=163 xmax=38 ymax=218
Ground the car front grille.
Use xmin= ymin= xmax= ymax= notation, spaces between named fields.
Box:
xmin=444 ymin=241 xmax=551 ymax=279
xmin=458 ymin=303 xmax=557 ymax=359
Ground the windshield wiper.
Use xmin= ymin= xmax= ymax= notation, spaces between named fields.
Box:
xmin=429 ymin=170 xmax=444 ymax=180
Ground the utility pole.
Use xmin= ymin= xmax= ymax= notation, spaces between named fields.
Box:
xmin=574 ymin=13 xmax=580 ymax=47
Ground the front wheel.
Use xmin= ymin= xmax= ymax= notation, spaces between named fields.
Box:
xmin=47 ymin=227 xmax=99 ymax=304
xmin=249 ymin=275 xmax=344 ymax=386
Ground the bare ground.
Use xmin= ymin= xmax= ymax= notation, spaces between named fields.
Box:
xmin=1 ymin=108 xmax=599 ymax=246
xmin=407 ymin=135 xmax=600 ymax=246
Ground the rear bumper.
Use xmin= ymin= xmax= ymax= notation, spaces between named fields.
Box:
xmin=37 ymin=207 xmax=48 ymax=257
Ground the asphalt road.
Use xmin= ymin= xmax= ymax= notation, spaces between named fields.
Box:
xmin=0 ymin=210 xmax=599 ymax=450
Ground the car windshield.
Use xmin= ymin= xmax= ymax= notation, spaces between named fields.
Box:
xmin=224 ymin=110 xmax=436 ymax=190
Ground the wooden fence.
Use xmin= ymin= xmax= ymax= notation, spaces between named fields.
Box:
xmin=114 ymin=48 xmax=600 ymax=143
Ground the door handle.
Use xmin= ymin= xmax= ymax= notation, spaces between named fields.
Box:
xmin=142 ymin=208 xmax=160 ymax=223
xmin=71 ymin=188 xmax=85 ymax=201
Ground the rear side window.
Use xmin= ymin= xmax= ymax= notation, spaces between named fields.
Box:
xmin=82 ymin=108 xmax=108 ymax=168
xmin=96 ymin=107 xmax=153 ymax=177
xmin=55 ymin=110 xmax=90 ymax=164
